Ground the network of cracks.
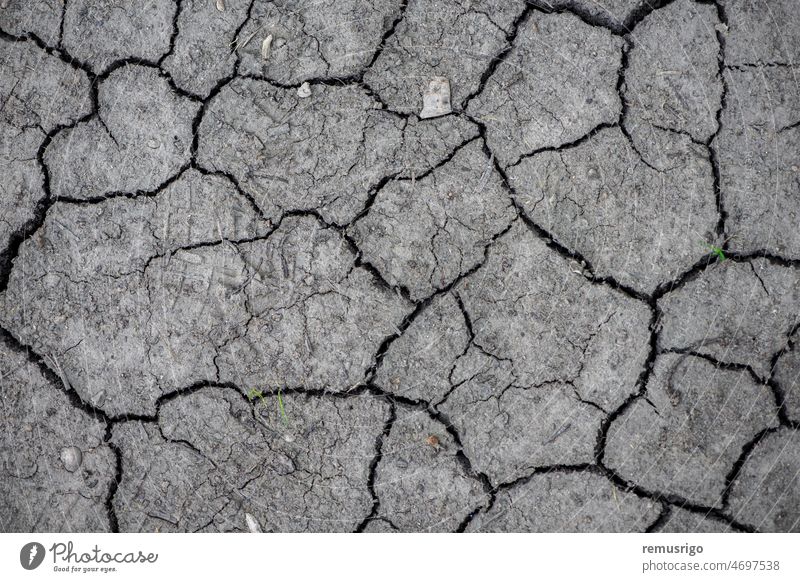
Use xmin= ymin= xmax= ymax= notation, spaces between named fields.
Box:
xmin=1 ymin=0 xmax=799 ymax=532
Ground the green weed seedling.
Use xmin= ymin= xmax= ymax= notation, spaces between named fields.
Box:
xmin=247 ymin=387 xmax=266 ymax=405
xmin=248 ymin=387 xmax=288 ymax=425
xmin=277 ymin=388 xmax=288 ymax=425
xmin=703 ymin=241 xmax=726 ymax=262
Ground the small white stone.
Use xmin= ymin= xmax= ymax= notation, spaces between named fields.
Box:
xmin=297 ymin=82 xmax=312 ymax=98
xmin=420 ymin=77 xmax=452 ymax=119
xmin=261 ymin=34 xmax=273 ymax=62
xmin=60 ymin=446 xmax=82 ymax=473
xmin=245 ymin=512 xmax=262 ymax=533
xmin=216 ymin=0 xmax=225 ymax=12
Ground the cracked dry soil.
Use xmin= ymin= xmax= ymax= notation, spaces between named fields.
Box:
xmin=1 ymin=0 xmax=799 ymax=533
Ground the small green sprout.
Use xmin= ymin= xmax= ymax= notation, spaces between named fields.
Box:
xmin=276 ymin=388 xmax=288 ymax=425
xmin=248 ymin=387 xmax=288 ymax=425
xmin=703 ymin=241 xmax=726 ymax=262
xmin=247 ymin=387 xmax=265 ymax=405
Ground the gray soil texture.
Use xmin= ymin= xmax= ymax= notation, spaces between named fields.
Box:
xmin=1 ymin=0 xmax=799 ymax=533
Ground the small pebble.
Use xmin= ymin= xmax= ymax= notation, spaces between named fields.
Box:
xmin=216 ymin=0 xmax=225 ymax=12
xmin=420 ymin=77 xmax=452 ymax=119
xmin=297 ymin=82 xmax=312 ymax=98
xmin=425 ymin=435 xmax=440 ymax=448
xmin=261 ymin=35 xmax=273 ymax=62
xmin=60 ymin=446 xmax=82 ymax=473
xmin=245 ymin=512 xmax=262 ymax=533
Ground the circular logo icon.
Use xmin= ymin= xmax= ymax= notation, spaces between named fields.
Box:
xmin=20 ymin=542 xmax=45 ymax=570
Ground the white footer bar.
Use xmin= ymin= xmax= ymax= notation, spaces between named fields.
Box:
xmin=1 ymin=533 xmax=798 ymax=581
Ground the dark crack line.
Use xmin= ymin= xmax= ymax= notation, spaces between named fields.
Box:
xmin=655 ymin=348 xmax=788 ymax=514
xmin=429 ymin=405 xmax=495 ymax=532
xmin=157 ymin=0 xmax=184 ymax=67
xmin=362 ymin=0 xmax=409 ymax=73
xmin=725 ymin=250 xmax=800 ymax=270
xmin=767 ymin=321 xmax=800 ymax=428
xmin=94 ymin=57 xmax=204 ymax=102
xmin=362 ymin=219 xmax=517 ymax=384
xmin=720 ymin=426 xmax=779 ymax=511
xmin=651 ymin=254 xmax=721 ymax=300
xmin=344 ymin=384 xmax=496 ymax=533
xmin=192 ymin=165 xmax=268 ymax=222
xmin=487 ymin=135 xmax=651 ymax=305
xmin=104 ymin=438 xmax=123 ymax=533
xmin=0 ymin=26 xmax=95 ymax=77
xmin=231 ymin=0 xmax=409 ymax=93
xmin=491 ymin=463 xmax=597 ymax=499
xmin=109 ymin=380 xmax=256 ymax=426
xmin=599 ymin=465 xmax=757 ymax=532
xmin=617 ymin=37 xmax=665 ymax=175
xmin=506 ymin=121 xmax=620 ymax=170
xmin=347 ymin=134 xmax=482 ymax=228
xmin=707 ymin=0 xmax=730 ymax=247
xmin=623 ymin=0 xmax=680 ymax=34
xmin=459 ymin=3 xmax=536 ymax=112
xmin=0 ymin=324 xmax=122 ymax=532
xmin=231 ymin=0 xmax=259 ymax=71
xmin=595 ymin=304 xmax=660 ymax=465
xmin=57 ymin=0 xmax=67 ymax=48
xmin=726 ymin=62 xmax=795 ymax=70
xmin=644 ymin=502 xmax=671 ymax=532
xmin=459 ymin=459 xmax=756 ymax=533
xmin=661 ymin=501 xmax=751 ymax=532
xmin=354 ymin=399 xmax=396 ymax=532
xmin=189 ymin=73 xmax=237 ymax=166
xmin=57 ymin=163 xmax=192 ymax=205
xmin=528 ymin=0 xmax=685 ymax=36
xmin=660 ymin=347 xmax=768 ymax=386
xmin=0 ymin=325 xmax=111 ymax=425
xmin=647 ymin=501 xmax=752 ymax=533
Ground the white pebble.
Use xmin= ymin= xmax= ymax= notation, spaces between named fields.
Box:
xmin=297 ymin=82 xmax=312 ymax=98
xmin=420 ymin=77 xmax=452 ymax=119
xmin=60 ymin=446 xmax=82 ymax=473
xmin=245 ymin=512 xmax=262 ymax=533
xmin=261 ymin=34 xmax=273 ymax=62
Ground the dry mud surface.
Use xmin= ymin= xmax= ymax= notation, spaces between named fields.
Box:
xmin=1 ymin=0 xmax=799 ymax=532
